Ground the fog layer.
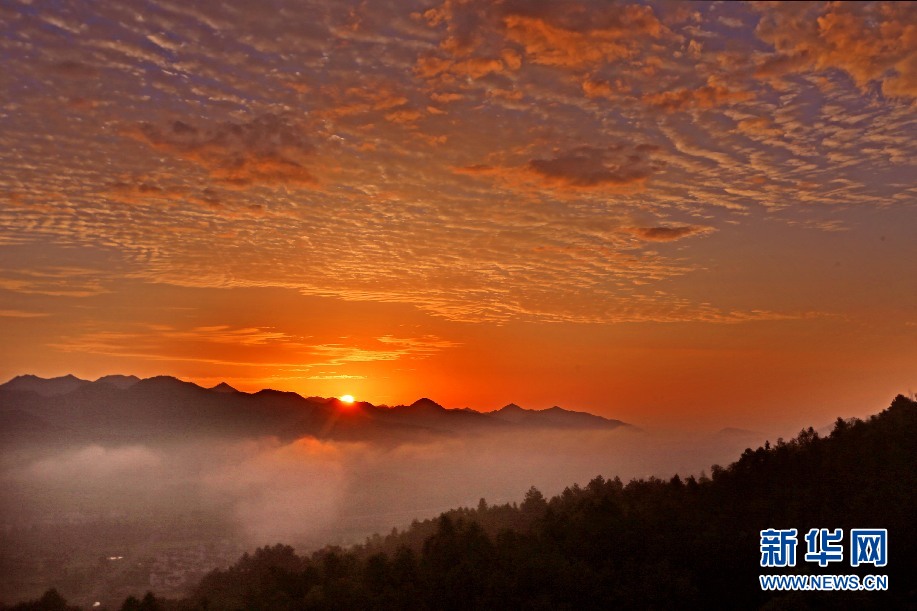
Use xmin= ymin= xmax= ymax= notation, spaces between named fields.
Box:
xmin=2 ymin=426 xmax=768 ymax=547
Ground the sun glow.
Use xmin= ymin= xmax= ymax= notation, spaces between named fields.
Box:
xmin=339 ymin=394 xmax=355 ymax=404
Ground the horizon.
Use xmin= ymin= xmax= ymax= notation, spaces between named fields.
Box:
xmin=4 ymin=367 xmax=913 ymax=432
xmin=1 ymin=1 xmax=915 ymax=434
xmin=7 ymin=370 xmax=911 ymax=439
xmin=0 ymin=370 xmax=631 ymax=418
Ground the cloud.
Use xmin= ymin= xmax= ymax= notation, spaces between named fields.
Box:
xmin=48 ymin=322 xmax=460 ymax=381
xmin=627 ymin=225 xmax=716 ymax=242
xmin=736 ymin=116 xmax=783 ymax=137
xmin=2 ymin=0 xmax=911 ymax=330
xmin=525 ymin=144 xmax=662 ymax=190
xmin=46 ymin=60 xmax=99 ymax=78
xmin=718 ymin=16 xmax=744 ymax=29
xmin=0 ymin=267 xmax=107 ymax=298
xmin=415 ymin=0 xmax=663 ymax=88
xmin=0 ymin=309 xmax=49 ymax=318
xmin=129 ymin=115 xmax=318 ymax=188
xmin=753 ymin=1 xmax=917 ymax=98
xmin=430 ymin=91 xmax=465 ymax=104
xmin=581 ymin=77 xmax=618 ymax=99
xmin=498 ymin=0 xmax=663 ymax=68
xmin=104 ymin=181 xmax=225 ymax=210
xmin=320 ymin=83 xmax=413 ymax=120
xmin=47 ymin=324 xmax=310 ymax=370
xmin=311 ymin=335 xmax=459 ymax=366
xmin=172 ymin=325 xmax=292 ymax=346
xmin=456 ymin=143 xmax=663 ymax=192
xmin=643 ymin=79 xmax=753 ymax=112
xmin=375 ymin=334 xmax=462 ymax=351
xmin=415 ymin=53 xmax=515 ymax=82
xmin=385 ymin=108 xmax=424 ymax=124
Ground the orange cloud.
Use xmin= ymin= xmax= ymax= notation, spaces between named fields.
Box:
xmin=416 ymin=0 xmax=663 ymax=88
xmin=453 ymin=56 xmax=507 ymax=78
xmin=0 ymin=267 xmax=107 ymax=298
xmin=581 ymin=77 xmax=617 ymax=99
xmin=309 ymin=335 xmax=459 ymax=367
xmin=736 ymin=116 xmax=782 ymax=137
xmin=499 ymin=1 xmax=662 ymax=68
xmin=0 ymin=309 xmax=50 ymax=318
xmin=105 ymin=181 xmax=225 ymax=210
xmin=502 ymin=14 xmax=628 ymax=67
xmin=644 ymin=80 xmax=753 ymax=112
xmin=455 ymin=144 xmax=662 ymax=192
xmin=415 ymin=54 xmax=513 ymax=82
xmin=325 ymin=84 xmax=411 ymax=118
xmin=385 ymin=108 xmax=424 ymax=124
xmin=430 ymin=91 xmax=464 ymax=103
xmin=754 ymin=1 xmax=917 ymax=98
xmin=626 ymin=225 xmax=715 ymax=242
xmin=128 ymin=115 xmax=318 ymax=188
xmin=525 ymin=144 xmax=661 ymax=190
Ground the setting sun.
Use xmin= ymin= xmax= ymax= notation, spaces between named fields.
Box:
xmin=339 ymin=394 xmax=355 ymax=404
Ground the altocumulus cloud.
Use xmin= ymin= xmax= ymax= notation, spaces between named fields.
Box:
xmin=130 ymin=114 xmax=319 ymax=188
xmin=628 ymin=225 xmax=716 ymax=242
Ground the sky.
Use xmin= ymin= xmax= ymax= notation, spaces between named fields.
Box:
xmin=0 ymin=0 xmax=914 ymax=432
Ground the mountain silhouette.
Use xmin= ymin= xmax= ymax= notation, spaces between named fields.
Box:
xmin=491 ymin=402 xmax=626 ymax=429
xmin=0 ymin=374 xmax=629 ymax=447
xmin=95 ymin=374 xmax=140 ymax=389
xmin=210 ymin=381 xmax=239 ymax=393
xmin=1 ymin=374 xmax=90 ymax=397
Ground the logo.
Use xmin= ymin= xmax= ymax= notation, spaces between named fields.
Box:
xmin=759 ymin=528 xmax=889 ymax=592
xmin=760 ymin=528 xmax=887 ymax=568
xmin=760 ymin=528 xmax=797 ymax=567
xmin=850 ymin=529 xmax=887 ymax=567
xmin=804 ymin=528 xmax=844 ymax=567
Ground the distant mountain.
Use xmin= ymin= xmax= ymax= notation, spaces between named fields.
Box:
xmin=491 ymin=403 xmax=627 ymax=429
xmin=363 ymin=397 xmax=506 ymax=435
xmin=95 ymin=374 xmax=140 ymax=389
xmin=0 ymin=408 xmax=69 ymax=444
xmin=490 ymin=402 xmax=528 ymax=423
xmin=0 ymin=374 xmax=630 ymax=447
xmin=210 ymin=382 xmax=239 ymax=393
xmin=1 ymin=374 xmax=90 ymax=396
xmin=407 ymin=397 xmax=446 ymax=412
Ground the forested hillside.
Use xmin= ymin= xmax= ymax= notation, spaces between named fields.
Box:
xmin=7 ymin=395 xmax=916 ymax=610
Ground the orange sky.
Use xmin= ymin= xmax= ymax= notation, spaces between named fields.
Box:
xmin=0 ymin=0 xmax=915 ymax=432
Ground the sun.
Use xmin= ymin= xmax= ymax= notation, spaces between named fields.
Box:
xmin=339 ymin=394 xmax=355 ymax=404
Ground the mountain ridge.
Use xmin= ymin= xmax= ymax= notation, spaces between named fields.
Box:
xmin=0 ymin=374 xmax=631 ymax=445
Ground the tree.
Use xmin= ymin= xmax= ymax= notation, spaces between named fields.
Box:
xmin=520 ymin=486 xmax=547 ymax=515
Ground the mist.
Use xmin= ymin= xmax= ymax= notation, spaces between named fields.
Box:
xmin=1 ymin=425 xmax=770 ymax=548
